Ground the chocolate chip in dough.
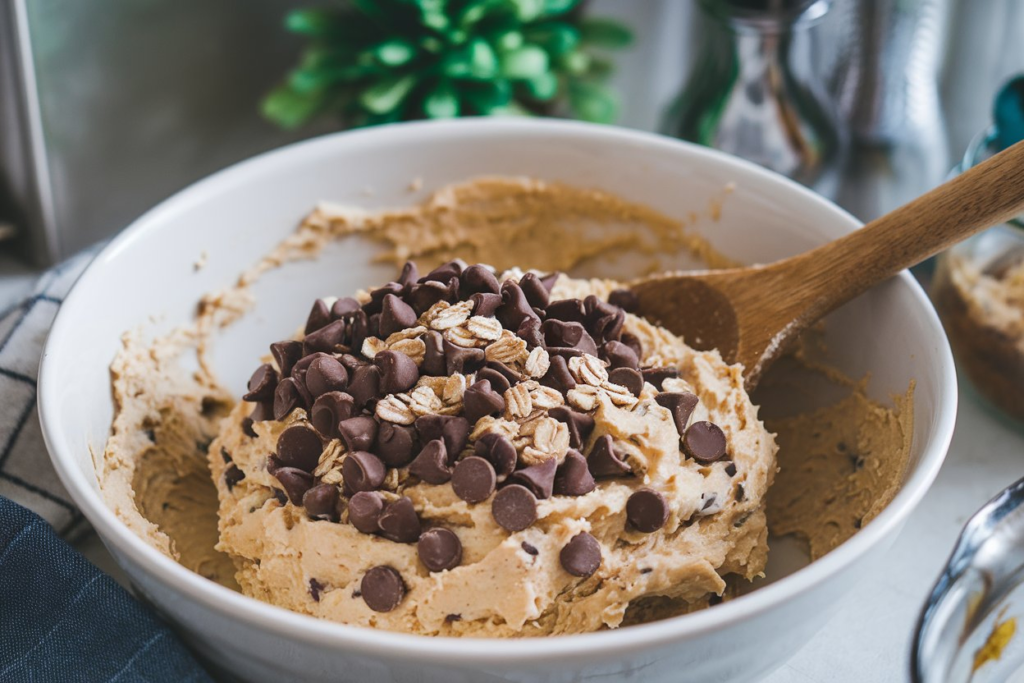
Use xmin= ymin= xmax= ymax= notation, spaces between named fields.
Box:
xmin=305 ymin=299 xmax=332 ymax=334
xmin=548 ymin=407 xmax=594 ymax=449
xmin=243 ymin=363 xmax=278 ymax=402
xmin=377 ymin=496 xmax=421 ymax=543
xmin=474 ymin=433 xmax=517 ymax=480
xmin=506 ymin=458 xmax=556 ymax=499
xmin=342 ymin=451 xmax=386 ymax=492
xmin=491 ymin=485 xmax=538 ymax=532
xmin=626 ymin=489 xmax=669 ymax=533
xmin=417 ymin=528 xmax=463 ymax=572
xmin=337 ymin=415 xmax=378 ymax=452
xmin=379 ymin=294 xmax=418 ymax=338
xmin=408 ymin=439 xmax=452 ymax=484
xmin=303 ymin=484 xmax=339 ymax=521
xmin=521 ymin=541 xmax=539 ymax=556
xmin=375 ymin=423 xmax=417 ymax=467
xmin=725 ymin=462 xmax=737 ymax=477
xmin=451 ymin=456 xmax=496 ymax=503
xmin=303 ymin=319 xmax=348 ymax=355
xmin=361 ymin=566 xmax=406 ymax=612
xmin=309 ymin=578 xmax=325 ymax=602
xmin=273 ymin=467 xmax=315 ymax=504
xmin=347 ymin=491 xmax=385 ymax=534
xmin=305 ymin=356 xmax=348 ymax=397
xmin=553 ymin=450 xmax=596 ymax=496
xmin=601 ymin=341 xmax=639 ymax=370
xmin=587 ymin=435 xmax=630 ymax=478
xmin=276 ymin=425 xmax=323 ymax=472
xmin=374 ymin=350 xmax=420 ymax=395
xmin=271 ymin=340 xmax=303 ymax=377
xmin=444 ymin=340 xmax=485 ymax=375
xmin=641 ymin=367 xmax=679 ymax=391
xmin=683 ymin=422 xmax=728 ymax=464
xmin=310 ymin=392 xmax=355 ymax=440
xmin=470 ymin=292 xmax=502 ymax=318
xmin=608 ymin=289 xmax=639 ymax=313
xmin=518 ymin=273 xmax=550 ymax=309
xmin=607 ymin=367 xmax=643 ymax=398
xmin=655 ymin=392 xmax=700 ymax=437
xmin=463 ymin=380 xmax=506 ymax=424
xmin=559 ymin=532 xmax=601 ymax=578
xmin=224 ymin=465 xmax=245 ymax=491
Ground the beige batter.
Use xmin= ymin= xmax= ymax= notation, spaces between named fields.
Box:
xmin=98 ymin=176 xmax=914 ymax=635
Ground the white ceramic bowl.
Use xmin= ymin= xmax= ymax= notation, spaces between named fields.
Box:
xmin=39 ymin=119 xmax=956 ymax=683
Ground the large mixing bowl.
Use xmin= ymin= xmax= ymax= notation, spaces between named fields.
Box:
xmin=38 ymin=119 xmax=956 ymax=682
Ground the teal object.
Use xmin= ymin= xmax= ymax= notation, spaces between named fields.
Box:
xmin=993 ymin=76 xmax=1024 ymax=151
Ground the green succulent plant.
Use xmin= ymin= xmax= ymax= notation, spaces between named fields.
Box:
xmin=262 ymin=0 xmax=633 ymax=129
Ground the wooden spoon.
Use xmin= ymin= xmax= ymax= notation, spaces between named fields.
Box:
xmin=630 ymin=140 xmax=1024 ymax=389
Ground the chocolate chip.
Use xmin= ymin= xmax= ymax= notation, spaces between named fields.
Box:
xmin=459 ymin=264 xmax=500 ymax=296
xmin=224 ymin=464 xmax=245 ymax=491
xmin=342 ymin=451 xmax=386 ymax=492
xmin=407 ymin=281 xmax=450 ymax=315
xmin=303 ymin=484 xmax=340 ymax=521
xmin=496 ymin=281 xmax=539 ymax=331
xmin=601 ymin=341 xmax=639 ymax=370
xmin=516 ymin=317 xmax=545 ymax=348
xmin=506 ymin=458 xmax=556 ymax=499
xmin=303 ymin=319 xmax=348 ymax=355
xmin=417 ymin=528 xmax=463 ymax=572
xmin=554 ymin=450 xmax=596 ymax=496
xmin=608 ymin=368 xmax=643 ymax=398
xmin=362 ymin=282 xmax=403 ymax=315
xmin=560 ymin=532 xmax=601 ymax=577
xmin=655 ymin=392 xmax=700 ymax=436
xmin=540 ymin=359 xmax=577 ymax=403
xmin=374 ymin=350 xmax=420 ymax=395
xmin=273 ymin=377 xmax=306 ymax=420
xmin=243 ymin=363 xmax=279 ymax=402
xmin=484 ymin=361 xmax=523 ymax=385
xmin=305 ymin=356 xmax=348 ymax=398
xmin=541 ymin=320 xmax=597 ymax=356
xmin=220 ymin=448 xmax=232 ymax=464
xmin=247 ymin=400 xmax=273 ymax=432
xmin=309 ymin=578 xmax=325 ymax=602
xmin=414 ymin=415 xmax=448 ymax=445
xmin=420 ymin=260 xmax=464 ymax=284
xmin=442 ymin=417 xmax=470 ymax=456
xmin=305 ymin=299 xmax=332 ymax=334
xmin=470 ymin=292 xmax=502 ymax=318
xmin=491 ymin=485 xmax=537 ymax=531
xmin=521 ymin=541 xmax=539 ymax=555
xmin=621 ymin=332 xmax=643 ymax=359
xmin=331 ymin=297 xmax=361 ymax=319
xmin=587 ymin=435 xmax=630 ymax=478
xmin=276 ymin=425 xmax=323 ymax=472
xmin=290 ymin=352 xmax=327 ymax=394
xmin=608 ymin=289 xmax=639 ymax=312
xmin=445 ymin=613 xmax=462 ymax=623
xmin=545 ymin=299 xmax=586 ymax=324
xmin=590 ymin=310 xmax=625 ymax=344
xmin=377 ymin=496 xmax=421 ymax=543
xmin=641 ymin=367 xmax=679 ymax=391
xmin=348 ymin=365 xmax=382 ymax=410
xmin=420 ymin=331 xmax=446 ymax=376
xmin=408 ymin=439 xmax=452 ymax=484
xmin=376 ymin=423 xmax=417 ymax=467
xmin=474 ymin=433 xmax=517 ymax=480
xmin=545 ymin=346 xmax=585 ymax=360
xmin=463 ymin=380 xmax=506 ymax=424
xmin=379 ymin=294 xmax=418 ymax=338
xmin=337 ymin=416 xmax=378 ymax=452
xmin=725 ymin=462 xmax=737 ymax=477
xmin=348 ymin=309 xmax=370 ymax=351
xmin=273 ymin=467 xmax=315 ymax=504
xmin=397 ymin=261 xmax=419 ymax=287
xmin=367 ymin=313 xmax=381 ymax=339
xmin=548 ymin=407 xmax=595 ymax=449
xmin=347 ymin=491 xmax=384 ymax=534
xmin=451 ymin=456 xmax=496 ymax=503
xmin=444 ymin=340 xmax=485 ymax=375
xmin=735 ymin=484 xmax=745 ymax=502
xmin=626 ymin=489 xmax=669 ymax=533
xmin=475 ymin=367 xmax=511 ymax=394
xmin=339 ymin=353 xmax=366 ymax=372
xmin=683 ymin=421 xmax=727 ymax=464
xmin=361 ymin=566 xmax=405 ymax=612
xmin=310 ymin=391 xmax=355 ymax=439
xmin=518 ymin=273 xmax=550 ymax=309
xmin=271 ymin=340 xmax=304 ymax=377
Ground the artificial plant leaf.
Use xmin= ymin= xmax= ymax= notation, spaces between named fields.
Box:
xmin=523 ymin=22 xmax=579 ymax=56
xmin=374 ymin=39 xmax=417 ymax=66
xmin=578 ymin=18 xmax=633 ymax=49
xmin=359 ymin=74 xmax=418 ymax=114
xmin=261 ymin=83 xmax=327 ymax=130
xmin=558 ymin=50 xmax=590 ymax=75
xmin=423 ymin=80 xmax=461 ymax=118
xmin=500 ymin=45 xmax=549 ymax=79
xmin=289 ymin=63 xmax=375 ymax=93
xmin=568 ymin=80 xmax=618 ymax=123
xmin=541 ymin=0 xmax=580 ymax=16
xmin=457 ymin=0 xmax=505 ymax=30
xmin=510 ymin=0 xmax=545 ymax=22
xmin=521 ymin=71 xmax=558 ymax=100
xmin=494 ymin=29 xmax=524 ymax=52
xmin=461 ymin=78 xmax=512 ymax=114
xmin=468 ymin=38 xmax=499 ymax=78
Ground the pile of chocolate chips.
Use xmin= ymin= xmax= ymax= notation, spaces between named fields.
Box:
xmin=234 ymin=260 xmax=732 ymax=614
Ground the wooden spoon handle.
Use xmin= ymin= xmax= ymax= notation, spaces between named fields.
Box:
xmin=779 ymin=139 xmax=1024 ymax=324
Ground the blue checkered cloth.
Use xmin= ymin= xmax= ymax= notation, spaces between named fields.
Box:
xmin=0 ymin=251 xmax=211 ymax=682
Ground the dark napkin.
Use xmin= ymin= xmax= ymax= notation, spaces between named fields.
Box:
xmin=0 ymin=496 xmax=212 ymax=682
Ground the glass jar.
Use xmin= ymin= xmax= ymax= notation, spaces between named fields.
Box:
xmin=932 ymin=129 xmax=1024 ymax=427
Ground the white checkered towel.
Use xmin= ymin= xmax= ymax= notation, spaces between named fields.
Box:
xmin=0 ymin=250 xmax=96 ymax=540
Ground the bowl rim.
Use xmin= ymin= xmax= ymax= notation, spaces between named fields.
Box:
xmin=38 ymin=117 xmax=957 ymax=664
